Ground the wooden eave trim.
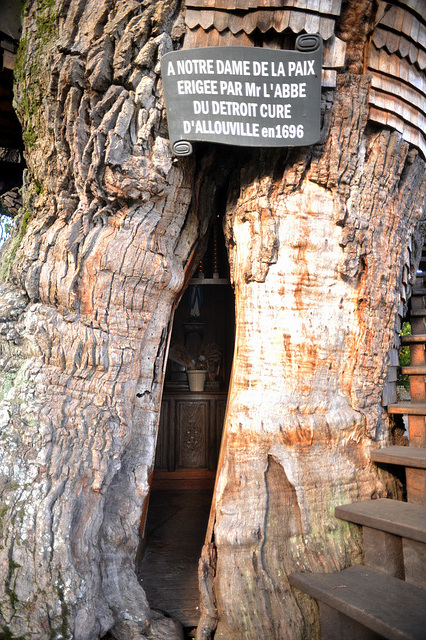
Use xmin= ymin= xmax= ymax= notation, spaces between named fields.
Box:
xmin=185 ymin=0 xmax=342 ymax=14
xmin=372 ymin=27 xmax=426 ymax=70
xmin=185 ymin=8 xmax=336 ymax=38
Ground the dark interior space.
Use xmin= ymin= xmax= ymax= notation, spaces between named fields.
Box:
xmin=137 ymin=216 xmax=234 ymax=632
xmin=1 ymin=18 xmax=25 ymax=238
xmin=137 ymin=489 xmax=212 ymax=631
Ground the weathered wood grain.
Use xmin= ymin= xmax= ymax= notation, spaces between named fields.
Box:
xmin=335 ymin=498 xmax=426 ymax=543
xmin=197 ymin=69 xmax=426 ymax=639
xmin=0 ymin=1 xmax=201 ymax=638
xmin=289 ymin=565 xmax=426 ymax=640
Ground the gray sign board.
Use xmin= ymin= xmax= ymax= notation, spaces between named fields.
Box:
xmin=161 ymin=34 xmax=323 ymax=156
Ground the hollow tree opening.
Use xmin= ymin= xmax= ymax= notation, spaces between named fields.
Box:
xmin=138 ymin=213 xmax=235 ymax=630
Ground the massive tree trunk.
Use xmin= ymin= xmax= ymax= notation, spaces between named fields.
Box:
xmin=1 ymin=1 xmax=200 ymax=638
xmin=0 ymin=1 xmax=425 ymax=639
xmin=197 ymin=76 xmax=426 ymax=639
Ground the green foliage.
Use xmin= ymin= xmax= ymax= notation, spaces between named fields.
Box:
xmin=13 ymin=0 xmax=58 ymax=150
xmin=0 ymin=207 xmax=31 ymax=282
xmin=398 ymin=321 xmax=411 ymax=390
xmin=36 ymin=3 xmax=58 ymax=45
xmin=13 ymin=37 xmax=28 ymax=86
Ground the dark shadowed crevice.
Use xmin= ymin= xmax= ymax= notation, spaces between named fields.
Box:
xmin=137 ymin=170 xmax=236 ymax=634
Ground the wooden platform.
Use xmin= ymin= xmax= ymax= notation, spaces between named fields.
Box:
xmin=335 ymin=499 xmax=426 ymax=544
xmin=137 ymin=489 xmax=212 ymax=629
xmin=370 ymin=446 xmax=426 ymax=468
xmin=387 ymin=403 xmax=426 ymax=415
xmin=289 ymin=565 xmax=426 ymax=640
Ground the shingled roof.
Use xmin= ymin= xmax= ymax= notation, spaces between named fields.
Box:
xmin=183 ymin=0 xmax=345 ymax=84
xmin=368 ymin=0 xmax=426 ymax=157
xmin=185 ymin=0 xmax=342 ymax=40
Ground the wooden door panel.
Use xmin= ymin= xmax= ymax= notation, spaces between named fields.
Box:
xmin=176 ymin=400 xmax=209 ymax=468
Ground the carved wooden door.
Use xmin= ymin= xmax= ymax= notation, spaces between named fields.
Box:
xmin=155 ymin=393 xmax=227 ymax=472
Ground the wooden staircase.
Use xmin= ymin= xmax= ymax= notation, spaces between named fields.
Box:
xmin=289 ymin=269 xmax=426 ymax=639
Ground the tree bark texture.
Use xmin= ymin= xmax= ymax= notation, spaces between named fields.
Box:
xmin=0 ymin=1 xmax=425 ymax=639
xmin=1 ymin=1 xmax=202 ymax=638
xmin=197 ymin=79 xmax=426 ymax=638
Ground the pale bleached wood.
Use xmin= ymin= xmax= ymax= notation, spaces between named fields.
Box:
xmin=212 ymin=10 xmax=229 ymax=33
xmin=322 ymin=68 xmax=337 ymax=86
xmin=197 ymin=73 xmax=426 ymax=640
xmin=184 ymin=9 xmax=202 ymax=31
xmin=199 ymin=10 xmax=214 ymax=31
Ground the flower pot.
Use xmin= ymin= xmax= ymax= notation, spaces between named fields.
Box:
xmin=187 ymin=370 xmax=207 ymax=392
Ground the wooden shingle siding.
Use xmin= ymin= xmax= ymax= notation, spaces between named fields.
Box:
xmin=186 ymin=0 xmax=341 ymax=12
xmin=372 ymin=8 xmax=426 ymax=69
xmin=185 ymin=9 xmax=336 ymax=38
xmin=371 ymin=69 xmax=425 ymax=118
xmin=183 ymin=27 xmax=253 ymax=49
xmin=368 ymin=0 xmax=426 ymax=159
xmin=183 ymin=0 xmax=345 ymax=84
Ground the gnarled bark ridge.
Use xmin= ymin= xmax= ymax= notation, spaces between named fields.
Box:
xmin=1 ymin=0 xmax=198 ymax=638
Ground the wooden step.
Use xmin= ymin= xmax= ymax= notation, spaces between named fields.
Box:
xmin=289 ymin=565 xmax=426 ymax=640
xmin=387 ymin=402 xmax=426 ymax=415
xmin=336 ymin=499 xmax=426 ymax=585
xmin=371 ymin=447 xmax=426 ymax=505
xmin=401 ymin=334 xmax=426 ymax=344
xmin=335 ymin=498 xmax=426 ymax=544
xmin=370 ymin=446 xmax=426 ymax=469
xmin=410 ymin=309 xmax=426 ymax=317
xmin=401 ymin=366 xmax=426 ymax=375
xmin=412 ymin=288 xmax=426 ymax=295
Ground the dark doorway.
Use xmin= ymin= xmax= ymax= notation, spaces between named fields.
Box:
xmin=137 ymin=489 xmax=212 ymax=629
xmin=137 ymin=216 xmax=234 ymax=631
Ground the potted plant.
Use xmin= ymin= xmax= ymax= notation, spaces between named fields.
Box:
xmin=169 ymin=343 xmax=221 ymax=392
